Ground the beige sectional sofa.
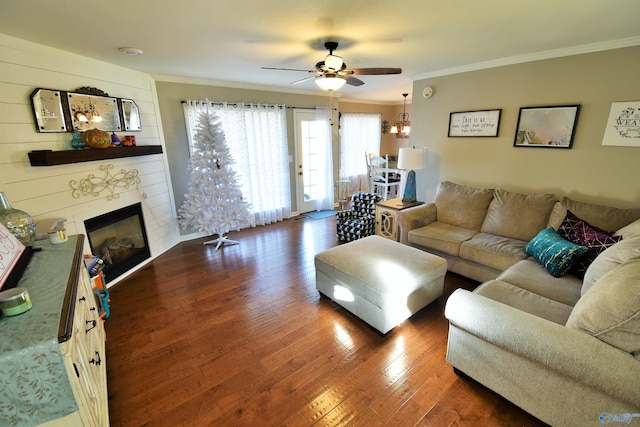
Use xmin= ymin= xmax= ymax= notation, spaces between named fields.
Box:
xmin=397 ymin=181 xmax=640 ymax=426
xmin=397 ymin=181 xmax=561 ymax=283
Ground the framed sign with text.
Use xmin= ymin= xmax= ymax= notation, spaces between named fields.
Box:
xmin=602 ymin=101 xmax=640 ymax=147
xmin=0 ymin=223 xmax=26 ymax=290
xmin=448 ymin=109 xmax=502 ymax=137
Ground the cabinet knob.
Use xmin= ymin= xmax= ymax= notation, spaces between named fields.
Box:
xmin=89 ymin=351 xmax=102 ymax=366
xmin=85 ymin=319 xmax=97 ymax=333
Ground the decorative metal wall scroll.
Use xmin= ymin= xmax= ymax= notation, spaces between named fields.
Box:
xmin=70 ymin=164 xmax=140 ymax=200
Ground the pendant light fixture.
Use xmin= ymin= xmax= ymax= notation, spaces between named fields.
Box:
xmin=390 ymin=93 xmax=410 ymax=138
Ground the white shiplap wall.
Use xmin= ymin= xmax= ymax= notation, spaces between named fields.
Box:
xmin=0 ymin=33 xmax=180 ymax=285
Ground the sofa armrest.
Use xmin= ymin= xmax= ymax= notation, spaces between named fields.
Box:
xmin=444 ymin=288 xmax=640 ymax=406
xmin=397 ymin=203 xmax=437 ymax=244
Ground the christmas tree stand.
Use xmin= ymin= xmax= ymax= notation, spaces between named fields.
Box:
xmin=204 ymin=233 xmax=239 ymax=251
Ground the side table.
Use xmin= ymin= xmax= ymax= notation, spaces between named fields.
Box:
xmin=375 ymin=198 xmax=424 ymax=241
xmin=334 ymin=179 xmax=351 ymax=210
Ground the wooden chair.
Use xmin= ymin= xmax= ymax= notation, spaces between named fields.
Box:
xmin=367 ymin=153 xmax=400 ymax=200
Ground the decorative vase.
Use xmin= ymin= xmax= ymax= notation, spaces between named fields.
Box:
xmin=70 ymin=131 xmax=85 ymax=150
xmin=0 ymin=192 xmax=36 ymax=247
xmin=111 ymin=132 xmax=121 ymax=147
xmin=82 ymin=129 xmax=112 ymax=148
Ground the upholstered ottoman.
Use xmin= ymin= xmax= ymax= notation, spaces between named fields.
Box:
xmin=315 ymin=235 xmax=447 ymax=334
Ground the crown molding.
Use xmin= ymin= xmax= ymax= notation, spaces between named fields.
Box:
xmin=152 ymin=74 xmax=334 ymax=98
xmin=410 ymin=37 xmax=640 ymax=81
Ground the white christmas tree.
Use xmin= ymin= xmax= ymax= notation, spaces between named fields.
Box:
xmin=178 ymin=111 xmax=253 ymax=250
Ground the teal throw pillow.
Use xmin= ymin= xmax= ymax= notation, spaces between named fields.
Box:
xmin=525 ymin=227 xmax=588 ymax=278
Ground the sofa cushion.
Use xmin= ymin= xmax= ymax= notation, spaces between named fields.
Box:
xmin=434 ymin=181 xmax=494 ymax=231
xmin=615 ymin=218 xmax=640 ymax=239
xmin=475 ymin=280 xmax=574 ymax=325
xmin=408 ymin=221 xmax=477 ymax=256
xmin=481 ymin=189 xmax=557 ymax=241
xmin=497 ymin=260 xmax=582 ymax=307
xmin=558 ymin=210 xmax=622 ymax=279
xmin=459 ymin=233 xmax=528 ymax=271
xmin=525 ymin=228 xmax=588 ymax=278
xmin=566 ymin=259 xmax=640 ymax=355
xmin=582 ymin=235 xmax=640 ymax=295
xmin=548 ymin=197 xmax=640 ymax=233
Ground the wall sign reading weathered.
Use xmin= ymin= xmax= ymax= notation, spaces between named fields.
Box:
xmin=602 ymin=101 xmax=640 ymax=147
xmin=448 ymin=109 xmax=501 ymax=137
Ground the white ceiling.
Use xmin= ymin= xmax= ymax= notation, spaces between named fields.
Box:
xmin=2 ymin=0 xmax=640 ymax=103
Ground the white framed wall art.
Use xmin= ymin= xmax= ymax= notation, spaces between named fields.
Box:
xmin=602 ymin=101 xmax=640 ymax=147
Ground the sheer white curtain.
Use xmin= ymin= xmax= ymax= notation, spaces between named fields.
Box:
xmin=183 ymin=100 xmax=291 ymax=226
xmin=339 ymin=113 xmax=381 ymax=191
xmin=314 ymin=107 xmax=334 ymax=211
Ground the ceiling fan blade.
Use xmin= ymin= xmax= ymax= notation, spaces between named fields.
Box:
xmin=290 ymin=75 xmax=317 ymax=85
xmin=350 ymin=67 xmax=402 ymax=75
xmin=262 ymin=67 xmax=313 ymax=72
xmin=344 ymin=76 xmax=365 ymax=86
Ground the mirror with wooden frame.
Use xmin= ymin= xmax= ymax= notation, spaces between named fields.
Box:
xmin=67 ymin=88 xmax=122 ymax=132
xmin=30 ymin=88 xmax=68 ymax=132
xmin=120 ymin=99 xmax=141 ymax=131
xmin=30 ymin=86 xmax=142 ymax=133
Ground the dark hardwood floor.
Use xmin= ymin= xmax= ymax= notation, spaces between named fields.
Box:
xmin=105 ymin=215 xmax=547 ymax=426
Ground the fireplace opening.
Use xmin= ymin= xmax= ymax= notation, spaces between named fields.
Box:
xmin=84 ymin=203 xmax=150 ymax=283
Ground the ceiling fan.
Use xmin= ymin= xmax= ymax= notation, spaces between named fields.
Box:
xmin=262 ymin=41 xmax=402 ymax=90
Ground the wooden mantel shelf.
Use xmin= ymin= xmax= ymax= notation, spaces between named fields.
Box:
xmin=28 ymin=145 xmax=163 ymax=166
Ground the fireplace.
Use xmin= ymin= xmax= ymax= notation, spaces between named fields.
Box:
xmin=84 ymin=203 xmax=150 ymax=283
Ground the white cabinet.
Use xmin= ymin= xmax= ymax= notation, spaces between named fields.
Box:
xmin=0 ymin=235 xmax=108 ymax=427
xmin=375 ymin=203 xmax=400 ymax=240
xmin=375 ymin=198 xmax=424 ymax=241
xmin=54 ymin=266 xmax=109 ymax=427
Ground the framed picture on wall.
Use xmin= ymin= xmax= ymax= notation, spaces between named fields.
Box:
xmin=448 ymin=109 xmax=501 ymax=137
xmin=601 ymin=101 xmax=640 ymax=147
xmin=513 ymin=105 xmax=580 ymax=149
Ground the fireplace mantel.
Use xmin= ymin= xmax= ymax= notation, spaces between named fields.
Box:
xmin=28 ymin=145 xmax=163 ymax=166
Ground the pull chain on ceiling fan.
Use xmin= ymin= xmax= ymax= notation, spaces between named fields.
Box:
xmin=262 ymin=41 xmax=402 ymax=91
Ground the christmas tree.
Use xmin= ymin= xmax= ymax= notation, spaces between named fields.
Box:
xmin=178 ymin=111 xmax=253 ymax=250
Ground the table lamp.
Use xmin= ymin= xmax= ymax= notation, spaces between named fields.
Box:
xmin=397 ymin=147 xmax=426 ymax=204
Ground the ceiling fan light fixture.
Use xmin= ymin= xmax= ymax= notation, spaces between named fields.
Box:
xmin=315 ymin=76 xmax=346 ymax=91
xmin=324 ymin=54 xmax=343 ymax=71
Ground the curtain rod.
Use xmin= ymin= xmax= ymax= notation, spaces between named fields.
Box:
xmin=182 ymin=101 xmax=277 ymax=108
xmin=286 ymin=106 xmax=337 ymax=111
xmin=181 ymin=101 xmax=335 ymax=111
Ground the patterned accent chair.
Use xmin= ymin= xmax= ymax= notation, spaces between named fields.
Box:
xmin=336 ymin=192 xmax=382 ymax=242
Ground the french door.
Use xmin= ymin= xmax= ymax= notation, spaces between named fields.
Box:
xmin=293 ymin=110 xmax=329 ymax=213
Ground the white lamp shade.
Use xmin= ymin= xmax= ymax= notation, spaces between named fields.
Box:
xmin=315 ymin=76 xmax=346 ymax=91
xmin=397 ymin=147 xmax=426 ymax=171
xmin=324 ymin=54 xmax=343 ymax=71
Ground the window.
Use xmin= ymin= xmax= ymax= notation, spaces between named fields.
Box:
xmin=183 ymin=101 xmax=291 ymax=226
xmin=339 ymin=113 xmax=381 ymax=178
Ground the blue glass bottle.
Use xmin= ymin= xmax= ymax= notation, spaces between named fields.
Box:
xmin=70 ymin=131 xmax=85 ymax=150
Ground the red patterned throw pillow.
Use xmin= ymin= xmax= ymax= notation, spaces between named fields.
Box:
xmin=558 ymin=210 xmax=622 ymax=278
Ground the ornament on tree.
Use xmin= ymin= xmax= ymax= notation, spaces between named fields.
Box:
xmin=178 ymin=111 xmax=253 ymax=250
